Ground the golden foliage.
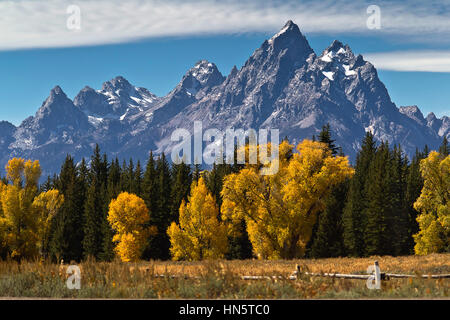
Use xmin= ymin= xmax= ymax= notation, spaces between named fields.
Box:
xmin=33 ymin=190 xmax=64 ymax=255
xmin=108 ymin=192 xmax=155 ymax=262
xmin=0 ymin=158 xmax=62 ymax=259
xmin=167 ymin=177 xmax=228 ymax=261
xmin=414 ymin=152 xmax=450 ymax=255
xmin=221 ymin=140 xmax=354 ymax=259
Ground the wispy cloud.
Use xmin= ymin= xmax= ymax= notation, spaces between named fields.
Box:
xmin=2 ymin=0 xmax=450 ymax=51
xmin=364 ymin=51 xmax=450 ymax=72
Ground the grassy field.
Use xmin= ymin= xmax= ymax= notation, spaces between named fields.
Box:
xmin=0 ymin=254 xmax=448 ymax=299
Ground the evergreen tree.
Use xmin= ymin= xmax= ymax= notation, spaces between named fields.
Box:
xmin=363 ymin=142 xmax=391 ymax=255
xmin=192 ymin=163 xmax=201 ymax=182
xmin=307 ymin=124 xmax=345 ymax=258
xmin=170 ymin=160 xmax=192 ymax=224
xmin=439 ymin=136 xmax=449 ymax=156
xmin=100 ymin=157 xmax=122 ymax=262
xmin=342 ymin=132 xmax=376 ymax=256
xmin=49 ymin=155 xmax=86 ymax=262
xmin=387 ymin=145 xmax=410 ymax=255
xmin=152 ymin=153 xmax=172 ymax=260
xmin=318 ymin=123 xmax=339 ymax=155
xmin=142 ymin=152 xmax=172 ymax=260
xmin=127 ymin=158 xmax=135 ymax=194
xmin=403 ymin=148 xmax=426 ymax=254
xmin=107 ymin=158 xmax=122 ymax=200
xmin=41 ymin=176 xmax=54 ymax=192
xmin=134 ymin=160 xmax=143 ymax=197
xmin=120 ymin=159 xmax=129 ymax=191
xmin=82 ymin=145 xmax=109 ymax=260
xmin=141 ymin=151 xmax=157 ymax=259
xmin=309 ymin=179 xmax=349 ymax=258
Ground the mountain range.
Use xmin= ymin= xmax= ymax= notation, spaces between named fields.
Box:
xmin=1 ymin=21 xmax=448 ymax=178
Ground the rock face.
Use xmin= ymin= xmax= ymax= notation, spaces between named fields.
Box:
xmin=0 ymin=21 xmax=447 ymax=177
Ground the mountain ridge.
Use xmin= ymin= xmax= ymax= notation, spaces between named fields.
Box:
xmin=0 ymin=21 xmax=448 ymax=178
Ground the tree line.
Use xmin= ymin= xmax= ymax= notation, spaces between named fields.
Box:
xmin=0 ymin=126 xmax=448 ymax=262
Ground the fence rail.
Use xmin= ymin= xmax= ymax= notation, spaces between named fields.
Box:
xmin=134 ymin=261 xmax=450 ymax=281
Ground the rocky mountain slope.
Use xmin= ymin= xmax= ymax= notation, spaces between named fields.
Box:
xmin=0 ymin=21 xmax=447 ymax=177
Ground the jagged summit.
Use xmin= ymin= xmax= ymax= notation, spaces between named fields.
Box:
xmin=269 ymin=20 xmax=301 ymax=42
xmin=399 ymin=106 xmax=426 ymax=125
xmin=101 ymin=76 xmax=133 ymax=93
xmin=426 ymin=112 xmax=437 ymax=121
xmin=40 ymin=86 xmax=72 ymax=111
xmin=229 ymin=65 xmax=238 ymax=77
xmin=267 ymin=20 xmax=312 ymax=55
xmin=185 ymin=60 xmax=224 ymax=87
xmin=50 ymin=85 xmax=65 ymax=96
xmin=320 ymin=40 xmax=355 ymax=63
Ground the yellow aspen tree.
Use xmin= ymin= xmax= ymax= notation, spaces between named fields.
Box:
xmin=413 ymin=152 xmax=449 ymax=255
xmin=0 ymin=158 xmax=42 ymax=259
xmin=0 ymin=180 xmax=6 ymax=252
xmin=221 ymin=140 xmax=354 ymax=259
xmin=33 ymin=190 xmax=64 ymax=257
xmin=108 ymin=192 xmax=156 ymax=262
xmin=167 ymin=177 xmax=228 ymax=261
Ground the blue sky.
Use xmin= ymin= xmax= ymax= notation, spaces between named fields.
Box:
xmin=1 ymin=0 xmax=450 ymax=125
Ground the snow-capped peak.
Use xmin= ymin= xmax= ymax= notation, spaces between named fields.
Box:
xmin=178 ymin=60 xmax=225 ymax=94
xmin=317 ymin=41 xmax=359 ymax=80
xmin=187 ymin=60 xmax=223 ymax=85
xmin=320 ymin=40 xmax=354 ymax=63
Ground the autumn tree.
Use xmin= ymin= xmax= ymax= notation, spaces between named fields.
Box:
xmin=33 ymin=189 xmax=64 ymax=258
xmin=167 ymin=177 xmax=228 ymax=261
xmin=221 ymin=140 xmax=354 ymax=259
xmin=0 ymin=158 xmax=64 ymax=259
xmin=413 ymin=151 xmax=449 ymax=255
xmin=308 ymin=124 xmax=347 ymax=258
xmin=107 ymin=192 xmax=156 ymax=262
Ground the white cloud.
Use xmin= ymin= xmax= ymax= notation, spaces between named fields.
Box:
xmin=364 ymin=51 xmax=450 ymax=72
xmin=2 ymin=0 xmax=450 ymax=51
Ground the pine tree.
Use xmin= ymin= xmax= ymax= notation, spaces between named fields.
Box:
xmin=192 ymin=163 xmax=201 ymax=182
xmin=100 ymin=157 xmax=123 ymax=262
xmin=150 ymin=153 xmax=172 ymax=260
xmin=387 ymin=145 xmax=410 ymax=255
xmin=120 ymin=159 xmax=128 ymax=191
xmin=310 ymin=179 xmax=349 ymax=258
xmin=142 ymin=151 xmax=157 ymax=259
xmin=439 ymin=136 xmax=449 ymax=156
xmin=41 ymin=176 xmax=54 ymax=192
xmin=107 ymin=158 xmax=122 ymax=200
xmin=403 ymin=149 xmax=425 ymax=254
xmin=307 ymin=124 xmax=345 ymax=258
xmin=49 ymin=155 xmax=86 ymax=262
xmin=82 ymin=145 xmax=109 ymax=260
xmin=127 ymin=158 xmax=135 ymax=194
xmin=142 ymin=152 xmax=173 ymax=260
xmin=134 ymin=160 xmax=143 ymax=197
xmin=318 ymin=123 xmax=338 ymax=155
xmin=342 ymin=132 xmax=376 ymax=256
xmin=170 ymin=160 xmax=192 ymax=224
xmin=363 ymin=142 xmax=390 ymax=255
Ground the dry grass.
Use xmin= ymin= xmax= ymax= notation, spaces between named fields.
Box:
xmin=140 ymin=253 xmax=450 ymax=277
xmin=0 ymin=254 xmax=448 ymax=299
